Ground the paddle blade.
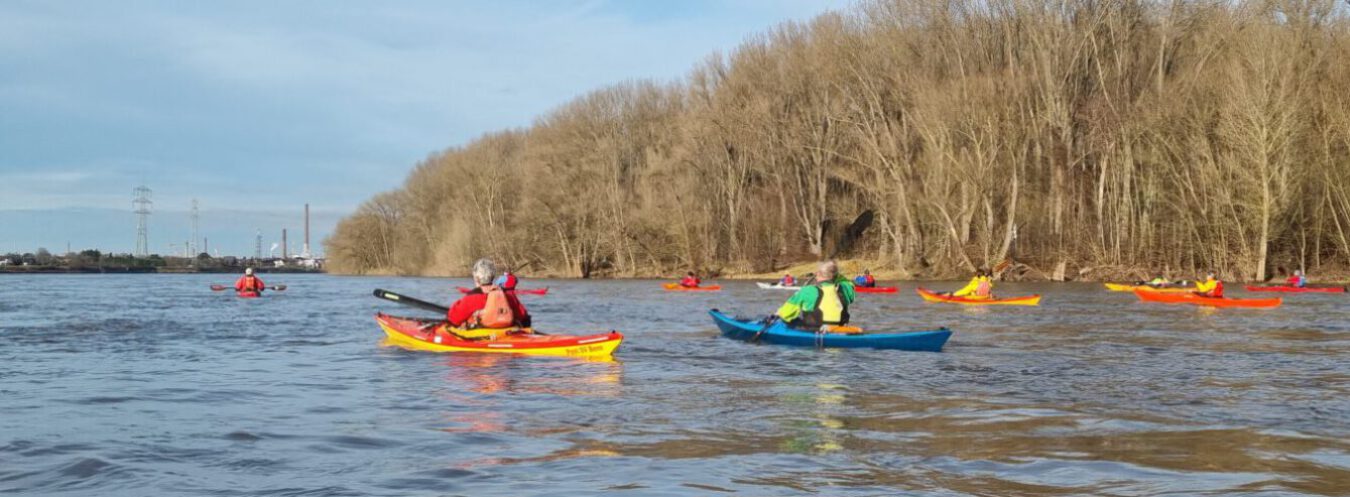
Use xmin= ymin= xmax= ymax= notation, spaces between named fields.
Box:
xmin=210 ymin=284 xmax=228 ymax=291
xmin=270 ymin=285 xmax=287 ymax=291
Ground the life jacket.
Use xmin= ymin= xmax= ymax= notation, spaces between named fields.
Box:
xmin=974 ymin=278 xmax=992 ymax=297
xmin=853 ymin=275 xmax=867 ymax=286
xmin=797 ymin=283 xmax=849 ymax=328
xmin=864 ymin=275 xmax=875 ymax=286
xmin=472 ymin=286 xmax=515 ymax=328
xmin=1212 ymin=280 xmax=1224 ymax=297
xmin=782 ymin=275 xmax=795 ymax=286
xmin=1287 ymin=275 xmax=1304 ymax=287
xmin=681 ymin=276 xmax=700 ymax=287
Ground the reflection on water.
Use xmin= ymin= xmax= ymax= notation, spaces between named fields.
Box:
xmin=0 ymin=275 xmax=1347 ymax=496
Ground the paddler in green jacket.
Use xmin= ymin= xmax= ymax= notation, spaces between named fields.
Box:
xmin=775 ymin=260 xmax=856 ymax=329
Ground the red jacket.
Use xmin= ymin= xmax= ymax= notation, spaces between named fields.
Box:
xmin=234 ymin=275 xmax=264 ymax=293
xmin=448 ymin=287 xmax=531 ymax=328
xmin=680 ymin=276 xmax=701 ymax=287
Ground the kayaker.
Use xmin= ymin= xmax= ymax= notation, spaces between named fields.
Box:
xmin=775 ymin=260 xmax=856 ymax=329
xmin=234 ymin=267 xmax=265 ymax=296
xmin=448 ymin=258 xmax=531 ymax=328
xmin=780 ymin=274 xmax=796 ymax=286
xmin=680 ymin=271 xmax=701 ymax=288
xmin=1146 ymin=276 xmax=1169 ymax=287
xmin=1194 ymin=272 xmax=1224 ymax=298
xmin=1286 ymin=269 xmax=1306 ymax=288
xmin=494 ymin=269 xmax=519 ymax=290
xmin=853 ymin=269 xmax=876 ymax=288
xmin=951 ymin=269 xmax=993 ymax=298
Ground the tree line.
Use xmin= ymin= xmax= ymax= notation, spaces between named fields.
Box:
xmin=327 ymin=0 xmax=1350 ymax=281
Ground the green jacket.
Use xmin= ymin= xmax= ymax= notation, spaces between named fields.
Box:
xmin=776 ymin=276 xmax=856 ymax=322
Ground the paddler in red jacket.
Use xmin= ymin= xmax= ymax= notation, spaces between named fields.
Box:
xmin=448 ymin=258 xmax=531 ymax=328
xmin=234 ymin=267 xmax=265 ymax=296
xmin=1286 ymin=269 xmax=1306 ymax=288
xmin=680 ymin=271 xmax=701 ymax=288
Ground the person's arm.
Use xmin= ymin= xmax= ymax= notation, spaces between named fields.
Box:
xmin=234 ymin=277 xmax=245 ymax=291
xmin=838 ymin=279 xmax=857 ymax=304
xmin=775 ymin=287 xmax=816 ymax=321
xmin=446 ymin=296 xmax=480 ymax=327
xmin=255 ymin=277 xmax=265 ymax=291
xmin=952 ymin=278 xmax=979 ymax=297
xmin=508 ymin=295 xmax=531 ymax=328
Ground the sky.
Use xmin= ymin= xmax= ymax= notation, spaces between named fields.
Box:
xmin=0 ymin=0 xmax=843 ymax=256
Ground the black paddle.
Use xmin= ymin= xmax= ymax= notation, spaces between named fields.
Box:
xmin=751 ymin=315 xmax=779 ymax=343
xmin=372 ymin=288 xmax=449 ymax=314
xmin=211 ymin=284 xmax=286 ymax=292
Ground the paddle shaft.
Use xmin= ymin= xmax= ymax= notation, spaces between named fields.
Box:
xmin=212 ymin=284 xmax=286 ymax=291
xmin=372 ymin=289 xmax=448 ymax=314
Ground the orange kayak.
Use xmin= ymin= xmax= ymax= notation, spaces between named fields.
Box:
xmin=663 ymin=283 xmax=721 ymax=292
xmin=916 ymin=287 xmax=1041 ymax=306
xmin=1132 ymin=290 xmax=1281 ymax=308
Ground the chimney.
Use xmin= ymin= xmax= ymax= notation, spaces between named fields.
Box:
xmin=282 ymin=229 xmax=288 ymax=259
xmin=302 ymin=203 xmax=311 ymax=258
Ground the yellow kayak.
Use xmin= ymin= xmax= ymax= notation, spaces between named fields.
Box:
xmin=375 ymin=313 xmax=623 ymax=357
xmin=1104 ymin=283 xmax=1196 ymax=293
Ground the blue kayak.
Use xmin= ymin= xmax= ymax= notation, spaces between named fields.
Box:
xmin=709 ymin=310 xmax=951 ymax=352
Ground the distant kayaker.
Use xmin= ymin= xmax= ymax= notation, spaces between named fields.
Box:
xmin=234 ymin=267 xmax=265 ymax=296
xmin=494 ymin=269 xmax=519 ymax=290
xmin=780 ymin=273 xmax=796 ymax=286
xmin=1286 ymin=269 xmax=1306 ymax=288
xmin=680 ymin=271 xmax=701 ymax=288
xmin=853 ymin=269 xmax=876 ymax=288
xmin=775 ymin=260 xmax=856 ymax=329
xmin=449 ymin=258 xmax=531 ymax=328
xmin=951 ymin=269 xmax=993 ymax=298
xmin=1194 ymin=272 xmax=1224 ymax=298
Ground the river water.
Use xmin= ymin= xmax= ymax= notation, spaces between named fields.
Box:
xmin=1 ymin=274 xmax=1347 ymax=496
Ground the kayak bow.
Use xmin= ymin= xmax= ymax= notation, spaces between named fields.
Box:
xmin=855 ymin=286 xmax=898 ymax=294
xmin=375 ymin=313 xmax=622 ymax=357
xmin=916 ymin=287 xmax=1041 ymax=306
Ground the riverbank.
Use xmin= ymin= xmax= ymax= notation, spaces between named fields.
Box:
xmin=329 ymin=258 xmax=1350 ymax=285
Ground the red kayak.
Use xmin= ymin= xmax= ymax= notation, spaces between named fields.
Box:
xmin=1244 ymin=285 xmax=1345 ymax=293
xmin=458 ymin=287 xmax=549 ymax=295
xmin=1134 ymin=289 xmax=1281 ymax=308
xmin=855 ymin=286 xmax=898 ymax=294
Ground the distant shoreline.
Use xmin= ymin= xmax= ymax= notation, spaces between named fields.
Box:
xmin=0 ymin=266 xmax=323 ymax=274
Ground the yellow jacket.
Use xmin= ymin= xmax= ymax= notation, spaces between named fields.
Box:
xmin=1195 ymin=278 xmax=1218 ymax=294
xmin=952 ymin=276 xmax=991 ymax=297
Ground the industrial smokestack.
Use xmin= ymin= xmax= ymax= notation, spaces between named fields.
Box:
xmin=302 ymin=203 xmax=311 ymax=258
xmin=282 ymin=229 xmax=288 ymax=259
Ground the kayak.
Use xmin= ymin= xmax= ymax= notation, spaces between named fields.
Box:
xmin=916 ymin=287 xmax=1041 ymax=306
xmin=855 ymin=286 xmax=898 ymax=294
xmin=1244 ymin=285 xmax=1345 ymax=293
xmin=237 ymin=291 xmax=259 ymax=299
xmin=458 ymin=286 xmax=549 ymax=295
xmin=756 ymin=282 xmax=800 ymax=290
xmin=375 ymin=313 xmax=622 ymax=357
xmin=664 ymin=283 xmax=721 ymax=292
xmin=1133 ymin=290 xmax=1281 ymax=308
xmin=709 ymin=310 xmax=950 ymax=351
xmin=1104 ymin=283 xmax=1196 ymax=293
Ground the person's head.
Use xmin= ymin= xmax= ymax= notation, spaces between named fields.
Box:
xmin=864 ymin=268 xmax=871 ymax=275
xmin=687 ymin=271 xmax=694 ymax=277
xmin=817 ymin=260 xmax=838 ymax=281
xmin=1295 ymin=269 xmax=1303 ymax=276
xmin=472 ymin=258 xmax=498 ymax=286
xmin=245 ymin=267 xmax=254 ymax=276
xmin=1206 ymin=271 xmax=1216 ymax=280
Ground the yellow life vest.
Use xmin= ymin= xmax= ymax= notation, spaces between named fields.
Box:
xmin=818 ymin=284 xmax=844 ymax=324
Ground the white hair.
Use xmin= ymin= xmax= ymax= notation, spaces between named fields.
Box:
xmin=817 ymin=260 xmax=838 ymax=281
xmin=472 ymin=258 xmax=498 ymax=286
